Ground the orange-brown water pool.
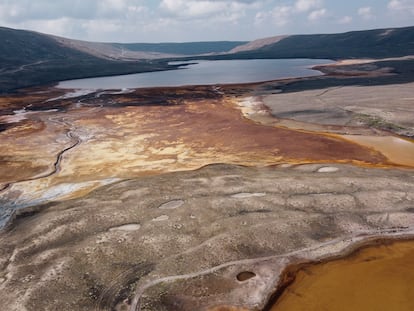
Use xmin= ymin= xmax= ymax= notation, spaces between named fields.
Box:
xmin=270 ymin=240 xmax=414 ymax=311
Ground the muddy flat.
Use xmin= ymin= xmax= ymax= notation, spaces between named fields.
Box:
xmin=0 ymin=59 xmax=414 ymax=311
xmin=0 ymin=85 xmax=390 ymax=219
xmin=260 ymin=82 xmax=414 ymax=137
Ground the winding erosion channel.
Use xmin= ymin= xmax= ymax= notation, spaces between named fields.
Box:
xmin=0 ymin=116 xmax=81 ymax=194
xmin=0 ymin=60 xmax=414 ymax=311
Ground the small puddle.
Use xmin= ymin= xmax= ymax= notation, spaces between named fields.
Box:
xmin=342 ymin=135 xmax=414 ymax=167
xmin=236 ymin=271 xmax=256 ymax=282
xmin=269 ymin=239 xmax=414 ymax=311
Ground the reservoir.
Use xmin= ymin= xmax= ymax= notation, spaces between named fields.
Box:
xmin=58 ymin=59 xmax=330 ymax=89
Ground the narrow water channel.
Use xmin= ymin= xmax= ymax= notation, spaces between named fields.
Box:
xmin=270 ymin=240 xmax=414 ymax=311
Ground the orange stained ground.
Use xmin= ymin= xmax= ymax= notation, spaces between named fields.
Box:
xmin=71 ymin=96 xmax=386 ymax=168
xmin=270 ymin=240 xmax=414 ymax=311
xmin=0 ymin=86 xmax=389 ymax=188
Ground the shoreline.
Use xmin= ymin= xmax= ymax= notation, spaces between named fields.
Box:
xmin=263 ymin=234 xmax=414 ymax=311
xmin=3 ymin=56 xmax=379 ymax=94
xmin=233 ymin=95 xmax=414 ymax=167
xmin=8 ymin=220 xmax=410 ymax=311
xmin=130 ymin=227 xmax=414 ymax=311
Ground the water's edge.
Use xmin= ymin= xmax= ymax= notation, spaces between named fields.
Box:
xmin=58 ymin=59 xmax=331 ymax=90
xmin=264 ymin=234 xmax=414 ymax=311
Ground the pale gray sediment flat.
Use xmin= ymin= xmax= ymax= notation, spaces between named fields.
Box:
xmin=260 ymin=82 xmax=414 ymax=138
xmin=0 ymin=163 xmax=413 ymax=311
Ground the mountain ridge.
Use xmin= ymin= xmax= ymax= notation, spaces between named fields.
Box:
xmin=1 ymin=25 xmax=414 ymax=91
xmin=242 ymin=26 xmax=414 ymax=59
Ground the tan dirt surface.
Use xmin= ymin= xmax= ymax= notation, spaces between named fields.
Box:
xmin=0 ymin=164 xmax=413 ymax=311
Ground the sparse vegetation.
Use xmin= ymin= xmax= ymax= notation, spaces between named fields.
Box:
xmin=354 ymin=113 xmax=406 ymax=132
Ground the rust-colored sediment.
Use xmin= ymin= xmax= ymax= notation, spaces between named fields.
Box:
xmin=0 ymin=85 xmax=395 ymax=203
xmin=267 ymin=239 xmax=414 ymax=311
xmin=69 ymin=96 xmax=384 ymax=173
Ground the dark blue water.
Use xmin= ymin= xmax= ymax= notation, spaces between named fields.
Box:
xmin=58 ymin=59 xmax=330 ymax=89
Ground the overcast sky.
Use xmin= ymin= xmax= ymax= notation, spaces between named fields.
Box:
xmin=0 ymin=0 xmax=413 ymax=42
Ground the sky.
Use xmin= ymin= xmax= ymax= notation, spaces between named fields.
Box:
xmin=0 ymin=0 xmax=413 ymax=43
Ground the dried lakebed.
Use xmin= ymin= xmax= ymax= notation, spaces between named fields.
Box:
xmin=1 ymin=60 xmax=414 ymax=310
xmin=0 ymin=164 xmax=413 ymax=311
xmin=0 ymin=85 xmax=394 ymax=226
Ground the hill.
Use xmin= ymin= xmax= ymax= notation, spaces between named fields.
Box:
xmin=0 ymin=27 xmax=246 ymax=91
xmin=113 ymin=41 xmax=246 ymax=56
xmin=1 ymin=25 xmax=414 ymax=91
xmin=52 ymin=36 xmax=246 ymax=61
xmin=220 ymin=26 xmax=414 ymax=59
xmin=0 ymin=27 xmax=180 ymax=92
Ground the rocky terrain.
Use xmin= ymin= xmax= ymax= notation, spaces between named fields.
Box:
xmin=0 ymin=163 xmax=413 ymax=311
